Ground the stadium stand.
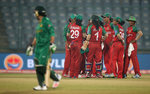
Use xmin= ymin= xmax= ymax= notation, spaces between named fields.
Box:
xmin=0 ymin=0 xmax=150 ymax=53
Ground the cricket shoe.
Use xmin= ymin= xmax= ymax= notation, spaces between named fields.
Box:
xmin=123 ymin=74 xmax=127 ymax=79
xmin=78 ymin=74 xmax=85 ymax=78
xmin=91 ymin=74 xmax=96 ymax=78
xmin=42 ymin=84 xmax=47 ymax=90
xmin=108 ymin=73 xmax=115 ymax=78
xmin=63 ymin=74 xmax=68 ymax=77
xmin=85 ymin=72 xmax=91 ymax=78
xmin=33 ymin=85 xmax=47 ymax=91
xmin=33 ymin=85 xmax=42 ymax=91
xmin=96 ymin=73 xmax=103 ymax=78
xmin=52 ymin=74 xmax=62 ymax=88
xmin=104 ymin=74 xmax=109 ymax=78
xmin=52 ymin=81 xmax=60 ymax=88
xmin=132 ymin=74 xmax=141 ymax=79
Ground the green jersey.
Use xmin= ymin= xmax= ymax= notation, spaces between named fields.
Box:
xmin=35 ymin=17 xmax=55 ymax=46
xmin=34 ymin=17 xmax=55 ymax=66
xmin=63 ymin=23 xmax=69 ymax=42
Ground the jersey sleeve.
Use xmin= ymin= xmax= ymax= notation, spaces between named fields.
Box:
xmin=87 ymin=25 xmax=92 ymax=35
xmin=48 ymin=21 xmax=55 ymax=37
xmin=110 ymin=22 xmax=114 ymax=29
xmin=102 ymin=26 xmax=106 ymax=35
xmin=81 ymin=26 xmax=86 ymax=33
xmin=44 ymin=18 xmax=55 ymax=37
xmin=63 ymin=24 xmax=68 ymax=42
xmin=114 ymin=25 xmax=119 ymax=35
xmin=132 ymin=26 xmax=140 ymax=33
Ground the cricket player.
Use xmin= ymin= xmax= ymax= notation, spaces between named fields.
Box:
xmin=84 ymin=16 xmax=104 ymax=78
xmin=112 ymin=17 xmax=125 ymax=78
xmin=85 ymin=15 xmax=107 ymax=78
xmin=123 ymin=16 xmax=143 ymax=78
xmin=76 ymin=15 xmax=86 ymax=76
xmin=62 ymin=14 xmax=76 ymax=77
xmin=79 ymin=18 xmax=92 ymax=77
xmin=67 ymin=14 xmax=86 ymax=78
xmin=26 ymin=6 xmax=61 ymax=90
xmin=101 ymin=13 xmax=115 ymax=77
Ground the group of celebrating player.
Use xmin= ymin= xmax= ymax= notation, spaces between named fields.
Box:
xmin=63 ymin=13 xmax=143 ymax=79
xmin=26 ymin=5 xmax=143 ymax=91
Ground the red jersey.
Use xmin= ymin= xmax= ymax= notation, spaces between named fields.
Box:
xmin=69 ymin=23 xmax=83 ymax=43
xmin=104 ymin=22 xmax=115 ymax=44
xmin=126 ymin=25 xmax=139 ymax=44
xmin=114 ymin=24 xmax=124 ymax=42
xmin=87 ymin=25 xmax=106 ymax=42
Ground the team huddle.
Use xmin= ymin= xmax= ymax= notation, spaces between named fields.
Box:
xmin=26 ymin=5 xmax=143 ymax=91
xmin=63 ymin=13 xmax=143 ymax=79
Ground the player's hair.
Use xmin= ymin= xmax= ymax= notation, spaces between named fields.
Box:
xmin=68 ymin=18 xmax=71 ymax=23
xmin=119 ymin=20 xmax=125 ymax=26
xmin=76 ymin=19 xmax=82 ymax=26
xmin=99 ymin=20 xmax=104 ymax=27
xmin=110 ymin=17 xmax=113 ymax=22
xmin=92 ymin=15 xmax=100 ymax=30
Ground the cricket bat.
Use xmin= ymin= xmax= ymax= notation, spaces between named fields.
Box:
xmin=45 ymin=58 xmax=52 ymax=87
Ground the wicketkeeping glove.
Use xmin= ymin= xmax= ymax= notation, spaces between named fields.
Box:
xmin=49 ymin=43 xmax=57 ymax=53
xmin=26 ymin=45 xmax=34 ymax=56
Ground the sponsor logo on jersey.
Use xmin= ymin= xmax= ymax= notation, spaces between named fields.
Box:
xmin=4 ymin=54 xmax=23 ymax=70
xmin=127 ymin=34 xmax=133 ymax=37
xmin=128 ymin=30 xmax=132 ymax=32
xmin=70 ymin=26 xmax=80 ymax=29
xmin=40 ymin=24 xmax=43 ymax=27
xmin=107 ymin=31 xmax=111 ymax=34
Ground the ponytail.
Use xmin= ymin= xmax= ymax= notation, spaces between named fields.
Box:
xmin=76 ymin=19 xmax=82 ymax=26
xmin=91 ymin=15 xmax=100 ymax=30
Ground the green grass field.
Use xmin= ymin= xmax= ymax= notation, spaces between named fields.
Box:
xmin=0 ymin=73 xmax=150 ymax=94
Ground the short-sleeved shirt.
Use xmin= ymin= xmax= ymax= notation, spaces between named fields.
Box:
xmin=104 ymin=22 xmax=115 ymax=44
xmin=113 ymin=24 xmax=124 ymax=42
xmin=35 ymin=17 xmax=55 ymax=46
xmin=63 ymin=22 xmax=72 ymax=42
xmin=126 ymin=25 xmax=139 ymax=44
xmin=87 ymin=25 xmax=106 ymax=42
xmin=68 ymin=23 xmax=85 ymax=43
xmin=34 ymin=17 xmax=55 ymax=66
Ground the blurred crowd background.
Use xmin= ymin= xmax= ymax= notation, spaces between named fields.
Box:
xmin=0 ymin=0 xmax=149 ymax=53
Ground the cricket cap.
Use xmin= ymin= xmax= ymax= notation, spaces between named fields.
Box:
xmin=70 ymin=14 xmax=76 ymax=19
xmin=126 ymin=16 xmax=136 ymax=22
xmin=76 ymin=14 xmax=83 ymax=20
xmin=101 ymin=13 xmax=111 ymax=18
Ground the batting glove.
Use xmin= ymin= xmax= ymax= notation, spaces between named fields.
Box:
xmin=26 ymin=45 xmax=34 ymax=56
xmin=50 ymin=43 xmax=57 ymax=53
